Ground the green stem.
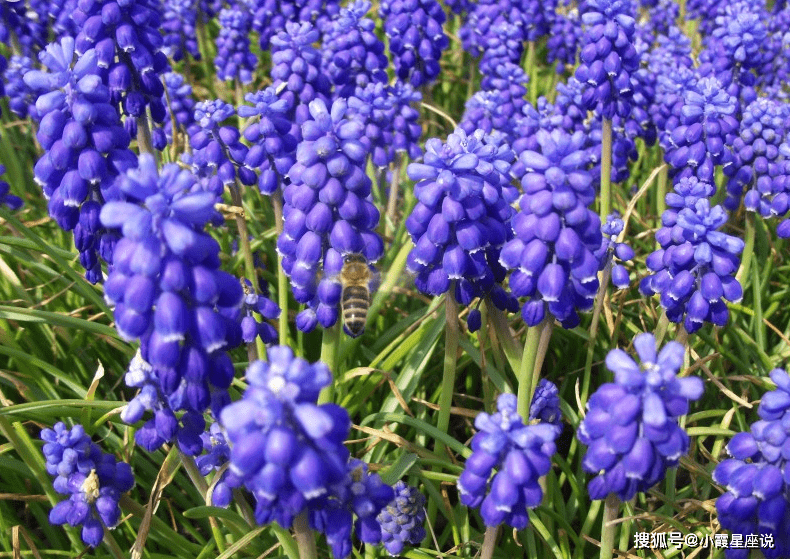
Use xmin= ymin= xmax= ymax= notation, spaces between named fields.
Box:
xmin=484 ymin=299 xmax=522 ymax=373
xmin=480 ymin=525 xmax=499 ymax=559
xmin=136 ymin=114 xmax=156 ymax=157
xmin=318 ymin=321 xmax=342 ymax=404
xmin=656 ymin=164 xmax=668 ymax=216
xmin=599 ymin=494 xmax=620 ymax=559
xmin=517 ymin=315 xmax=551 ymax=419
xmin=293 ymin=510 xmax=317 ymax=559
xmin=600 ymin=118 xmax=613 ymax=223
xmin=524 ymin=40 xmax=538 ymax=105
xmin=180 ymin=452 xmax=227 ymax=553
xmin=229 ymin=182 xmax=266 ymax=359
xmin=434 ymin=292 xmax=460 ymax=460
xmin=103 ymin=529 xmax=126 ymax=559
xmin=272 ymin=191 xmax=290 ymax=347
xmin=581 ymin=264 xmax=611 ymax=406
xmin=385 ymin=153 xmax=402 ymax=240
xmin=654 ymin=310 xmax=670 ymax=346
xmin=737 ymin=212 xmax=755 ymax=286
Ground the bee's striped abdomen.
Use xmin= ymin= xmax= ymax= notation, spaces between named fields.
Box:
xmin=342 ymin=285 xmax=370 ymax=338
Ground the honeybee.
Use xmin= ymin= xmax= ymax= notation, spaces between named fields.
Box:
xmin=339 ymin=254 xmax=379 ymax=338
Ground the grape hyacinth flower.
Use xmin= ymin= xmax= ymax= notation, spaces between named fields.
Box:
xmin=713 ymin=368 xmax=790 ymax=558
xmin=240 ymin=278 xmax=280 ymax=344
xmin=189 ymin=100 xmax=255 ymax=196
xmin=529 ymin=378 xmax=562 ymax=427
xmin=388 ymin=81 xmax=423 ymax=162
xmin=546 ymin=6 xmax=581 ymax=72
xmin=379 ymin=0 xmax=449 ymax=87
xmin=215 ymin=7 xmax=257 ymax=85
xmin=4 ymin=55 xmax=38 ymax=119
xmin=101 ymin=156 xmax=244 ymax=454
xmin=270 ymin=21 xmax=332 ymax=135
xmin=640 ymin=176 xmax=744 ymax=333
xmin=405 ymin=128 xmax=519 ymax=331
xmin=574 ymin=0 xmax=639 ymax=119
xmin=725 ymin=98 xmax=790 ymax=213
xmin=162 ymin=0 xmax=201 ymax=62
xmin=377 ymin=481 xmax=426 ymax=556
xmin=278 ymin=98 xmax=383 ymax=332
xmin=458 ymin=393 xmax=560 ymax=528
xmin=310 ymin=459 xmax=395 ymax=558
xmin=41 ymin=422 xmax=135 ymax=547
xmin=72 ymin=0 xmax=168 ymax=128
xmin=219 ymin=346 xmax=351 ymax=528
xmin=239 ymin=87 xmax=297 ymax=195
xmin=25 ymin=37 xmax=138 ymax=283
xmin=346 ymin=82 xmax=401 ymax=169
xmin=163 ymin=72 xmax=199 ymax=145
xmin=499 ymin=128 xmax=603 ymax=329
xmin=594 ymin=212 xmax=634 ymax=289
xmin=0 ymin=165 xmax=22 ymax=210
xmin=478 ymin=20 xmax=525 ymax=79
xmin=196 ymin=422 xmax=234 ymax=507
xmin=245 ymin=0 xmax=341 ymax=52
xmin=577 ymin=333 xmax=704 ymax=501
xmin=321 ymin=0 xmax=388 ymax=98
xmin=664 ymin=75 xmax=739 ymax=185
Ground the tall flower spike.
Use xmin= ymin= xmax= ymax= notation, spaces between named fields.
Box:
xmin=101 ymin=156 xmax=244 ymax=454
xmin=4 ymin=55 xmax=38 ymax=119
xmin=725 ymin=98 xmax=790 ymax=214
xmin=25 ymin=37 xmax=138 ymax=283
xmin=499 ymin=128 xmax=602 ymax=329
xmin=321 ymin=0 xmax=388 ymax=98
xmin=239 ymin=87 xmax=297 ymax=195
xmin=163 ymin=72 xmax=199 ymax=146
xmin=189 ymin=100 xmax=256 ymax=196
xmin=574 ymin=0 xmax=639 ymax=119
xmin=379 ymin=0 xmax=449 ymax=87
xmin=577 ymin=333 xmax=704 ymax=501
xmin=458 ymin=393 xmax=560 ymax=528
xmin=713 ymin=368 xmax=790 ymax=558
xmin=215 ymin=6 xmax=257 ymax=85
xmin=219 ymin=346 xmax=351 ymax=528
xmin=640 ymin=176 xmax=744 ymax=333
xmin=72 ymin=0 xmax=168 ymax=127
xmin=377 ymin=481 xmax=426 ymax=556
xmin=244 ymin=0 xmax=340 ymax=52
xmin=162 ymin=0 xmax=201 ymax=62
xmin=41 ymin=422 xmax=135 ymax=547
xmin=663 ymin=75 xmax=739 ymax=185
xmin=405 ymin=128 xmax=519 ymax=331
xmin=546 ymin=6 xmax=581 ymax=73
xmin=270 ymin=21 xmax=332 ymax=137
xmin=278 ymin=98 xmax=383 ymax=332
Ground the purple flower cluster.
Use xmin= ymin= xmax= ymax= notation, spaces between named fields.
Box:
xmin=640 ymin=177 xmax=744 ymax=333
xmin=346 ymin=82 xmax=411 ymax=168
xmin=0 ymin=165 xmax=22 ymax=211
xmin=189 ymin=99 xmax=255 ymax=196
xmin=25 ymin=37 xmax=138 ymax=283
xmin=574 ymin=0 xmax=639 ymax=119
xmin=405 ymin=128 xmax=518 ymax=330
xmin=163 ymin=0 xmax=201 ymax=62
xmin=41 ymin=422 xmax=135 ymax=547
xmin=246 ymin=0 xmax=340 ymax=52
xmin=239 ymin=87 xmax=298 ymax=195
xmin=163 ymin=72 xmax=199 ymax=145
xmin=219 ymin=346 xmax=351 ymax=527
xmin=196 ymin=422 xmax=233 ymax=507
xmin=270 ymin=21 xmax=332 ymax=135
xmin=321 ymin=0 xmax=388 ymax=98
xmin=72 ymin=0 xmax=168 ymax=126
xmin=377 ymin=481 xmax=426 ymax=555
xmin=5 ymin=55 xmax=38 ymax=119
xmin=240 ymin=278 xmax=280 ymax=344
xmin=458 ymin=393 xmax=560 ymax=528
xmin=529 ymin=378 xmax=562 ymax=427
xmin=663 ymin=75 xmax=739 ymax=184
xmin=278 ymin=98 xmax=383 ymax=332
xmin=101 ymin=156 xmax=244 ymax=454
xmin=310 ymin=459 xmax=394 ymax=558
xmin=215 ymin=7 xmax=257 ymax=85
xmin=578 ymin=333 xmax=703 ymax=501
xmin=379 ymin=0 xmax=448 ymax=87
xmin=713 ymin=369 xmax=790 ymax=559
xmin=499 ymin=128 xmax=602 ymax=328
xmin=594 ymin=212 xmax=634 ymax=289
xmin=726 ymin=98 xmax=790 ymax=214
xmin=547 ymin=6 xmax=581 ymax=72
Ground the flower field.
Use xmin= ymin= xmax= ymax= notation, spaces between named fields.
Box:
xmin=0 ymin=0 xmax=788 ymax=558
